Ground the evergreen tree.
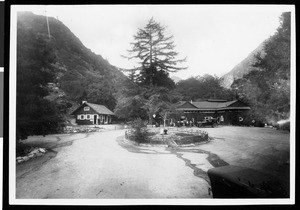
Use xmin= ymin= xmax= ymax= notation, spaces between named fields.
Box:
xmin=124 ymin=18 xmax=186 ymax=87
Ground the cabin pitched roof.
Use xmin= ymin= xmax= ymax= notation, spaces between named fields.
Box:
xmin=86 ymin=102 xmax=115 ymax=115
xmin=177 ymin=100 xmax=250 ymax=111
xmin=71 ymin=102 xmax=114 ymax=115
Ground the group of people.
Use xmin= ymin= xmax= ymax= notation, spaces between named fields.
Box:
xmin=169 ymin=120 xmax=195 ymax=127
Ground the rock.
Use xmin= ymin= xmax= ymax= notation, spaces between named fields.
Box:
xmin=36 ymin=153 xmax=43 ymax=157
xmin=39 ymin=148 xmax=46 ymax=153
xmin=28 ymin=147 xmax=35 ymax=152
xmin=28 ymin=153 xmax=35 ymax=158
xmin=23 ymin=156 xmax=29 ymax=161
xmin=17 ymin=159 xmax=24 ymax=164
xmin=29 ymin=149 xmax=39 ymax=155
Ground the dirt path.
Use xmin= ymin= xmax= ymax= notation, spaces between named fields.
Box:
xmin=16 ymin=130 xmax=212 ymax=199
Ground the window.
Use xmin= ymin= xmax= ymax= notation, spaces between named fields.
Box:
xmin=86 ymin=114 xmax=90 ymax=119
xmin=84 ymin=106 xmax=90 ymax=111
xmin=80 ymin=114 xmax=85 ymax=120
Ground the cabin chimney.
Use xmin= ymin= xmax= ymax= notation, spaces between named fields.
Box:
xmin=190 ymin=100 xmax=193 ymax=104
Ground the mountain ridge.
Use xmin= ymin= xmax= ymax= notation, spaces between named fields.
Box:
xmin=220 ymin=41 xmax=266 ymax=89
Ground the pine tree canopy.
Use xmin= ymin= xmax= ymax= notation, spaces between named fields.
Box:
xmin=124 ymin=18 xmax=187 ymax=86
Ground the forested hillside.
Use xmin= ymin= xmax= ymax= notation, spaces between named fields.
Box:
xmin=17 ymin=12 xmax=127 ymax=139
xmin=18 ymin=12 xmax=126 ymax=110
xmin=231 ymin=12 xmax=291 ymax=125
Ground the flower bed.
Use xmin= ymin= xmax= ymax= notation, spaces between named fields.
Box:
xmin=125 ymin=127 xmax=209 ymax=146
xmin=63 ymin=126 xmax=103 ymax=133
xmin=173 ymin=132 xmax=209 ymax=145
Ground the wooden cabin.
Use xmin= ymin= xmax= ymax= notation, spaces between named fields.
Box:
xmin=71 ymin=101 xmax=114 ymax=125
xmin=174 ymin=99 xmax=251 ymax=125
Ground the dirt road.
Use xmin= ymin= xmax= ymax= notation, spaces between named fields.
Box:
xmin=16 ymin=126 xmax=290 ymax=199
xmin=16 ymin=129 xmax=212 ymax=198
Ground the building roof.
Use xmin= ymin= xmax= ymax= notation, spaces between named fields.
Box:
xmin=191 ymin=100 xmax=237 ymax=109
xmin=177 ymin=100 xmax=250 ymax=111
xmin=71 ymin=102 xmax=114 ymax=115
xmin=86 ymin=102 xmax=115 ymax=115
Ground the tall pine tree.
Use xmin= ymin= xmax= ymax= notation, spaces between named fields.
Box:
xmin=124 ymin=18 xmax=186 ymax=87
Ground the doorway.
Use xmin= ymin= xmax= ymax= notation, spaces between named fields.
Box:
xmin=94 ymin=115 xmax=97 ymax=124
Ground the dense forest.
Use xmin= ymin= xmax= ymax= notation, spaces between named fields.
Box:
xmin=16 ymin=12 xmax=290 ymax=140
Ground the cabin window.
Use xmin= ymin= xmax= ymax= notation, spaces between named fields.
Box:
xmin=84 ymin=106 xmax=90 ymax=111
xmin=80 ymin=114 xmax=85 ymax=120
xmin=86 ymin=114 xmax=90 ymax=119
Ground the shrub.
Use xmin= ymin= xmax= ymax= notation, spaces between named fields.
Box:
xmin=126 ymin=118 xmax=150 ymax=143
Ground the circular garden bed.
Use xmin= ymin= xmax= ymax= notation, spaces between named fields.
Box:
xmin=125 ymin=127 xmax=209 ymax=146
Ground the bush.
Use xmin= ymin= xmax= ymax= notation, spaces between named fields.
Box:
xmin=126 ymin=118 xmax=150 ymax=143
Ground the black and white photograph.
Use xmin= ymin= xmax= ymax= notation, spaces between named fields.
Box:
xmin=9 ymin=4 xmax=295 ymax=205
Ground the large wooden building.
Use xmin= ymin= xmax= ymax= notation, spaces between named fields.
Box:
xmin=71 ymin=101 xmax=114 ymax=125
xmin=174 ymin=99 xmax=251 ymax=125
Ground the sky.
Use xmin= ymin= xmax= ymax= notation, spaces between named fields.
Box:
xmin=14 ymin=5 xmax=292 ymax=79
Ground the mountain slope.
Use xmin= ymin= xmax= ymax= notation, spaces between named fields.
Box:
xmin=17 ymin=12 xmax=127 ymax=112
xmin=220 ymin=42 xmax=266 ymax=89
xmin=171 ymin=76 xmax=182 ymax=83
